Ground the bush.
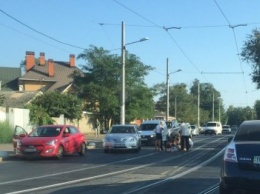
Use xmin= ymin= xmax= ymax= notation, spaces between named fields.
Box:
xmin=0 ymin=121 xmax=13 ymax=143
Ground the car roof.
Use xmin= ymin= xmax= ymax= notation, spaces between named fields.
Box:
xmin=241 ymin=120 xmax=260 ymax=125
xmin=141 ymin=120 xmax=163 ymax=124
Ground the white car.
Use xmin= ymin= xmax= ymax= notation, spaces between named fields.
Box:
xmin=191 ymin=125 xmax=199 ymax=136
xmin=103 ymin=124 xmax=141 ymax=153
xmin=222 ymin=125 xmax=231 ymax=134
xmin=204 ymin=121 xmax=222 ymax=135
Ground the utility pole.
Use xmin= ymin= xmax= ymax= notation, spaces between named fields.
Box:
xmin=212 ymin=93 xmax=215 ymax=121
xmin=166 ymin=58 xmax=169 ymax=121
xmin=121 ymin=21 xmax=125 ymax=125
xmin=197 ymin=81 xmax=200 ymax=127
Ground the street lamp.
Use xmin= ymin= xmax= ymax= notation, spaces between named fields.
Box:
xmin=121 ymin=21 xmax=148 ymax=124
xmin=166 ymin=58 xmax=181 ymax=121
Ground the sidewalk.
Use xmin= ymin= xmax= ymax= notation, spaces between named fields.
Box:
xmin=0 ymin=133 xmax=105 ymax=162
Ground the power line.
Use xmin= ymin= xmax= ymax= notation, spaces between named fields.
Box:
xmin=0 ymin=9 xmax=86 ymax=50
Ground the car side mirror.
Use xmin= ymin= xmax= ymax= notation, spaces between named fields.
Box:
xmin=64 ymin=133 xmax=70 ymax=137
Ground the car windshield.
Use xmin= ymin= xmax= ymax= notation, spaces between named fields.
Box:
xmin=139 ymin=124 xmax=158 ymax=131
xmin=29 ymin=127 xmax=61 ymax=137
xmin=234 ymin=125 xmax=260 ymax=141
xmin=110 ymin=126 xmax=135 ymax=134
xmin=207 ymin=123 xmax=217 ymax=127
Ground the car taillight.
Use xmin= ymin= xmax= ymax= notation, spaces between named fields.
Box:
xmin=224 ymin=142 xmax=237 ymax=163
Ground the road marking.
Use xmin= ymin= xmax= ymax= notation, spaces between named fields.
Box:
xmin=4 ymin=136 xmax=227 ymax=194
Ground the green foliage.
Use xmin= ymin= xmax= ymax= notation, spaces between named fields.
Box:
xmin=241 ymin=29 xmax=260 ymax=89
xmin=254 ymin=100 xmax=260 ymax=119
xmin=0 ymin=94 xmax=5 ymax=106
xmin=226 ymin=106 xmax=255 ymax=126
xmin=27 ymin=92 xmax=82 ymax=125
xmin=0 ymin=121 xmax=13 ymax=143
xmin=154 ymin=79 xmax=223 ymax=125
xmin=74 ymin=45 xmax=155 ymax=124
xmin=26 ymin=104 xmax=54 ymax=126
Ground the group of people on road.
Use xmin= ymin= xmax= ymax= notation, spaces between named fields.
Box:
xmin=154 ymin=121 xmax=193 ymax=152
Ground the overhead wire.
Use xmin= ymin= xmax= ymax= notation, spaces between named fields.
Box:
xmin=213 ymin=0 xmax=248 ymax=102
xmin=0 ymin=9 xmax=86 ymax=50
xmin=113 ymin=0 xmax=207 ymax=83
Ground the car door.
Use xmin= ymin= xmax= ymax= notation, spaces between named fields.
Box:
xmin=13 ymin=125 xmax=28 ymax=151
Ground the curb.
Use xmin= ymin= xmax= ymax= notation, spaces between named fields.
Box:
xmin=0 ymin=141 xmax=102 ymax=162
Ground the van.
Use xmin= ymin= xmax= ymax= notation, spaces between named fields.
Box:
xmin=204 ymin=121 xmax=222 ymax=135
xmin=139 ymin=120 xmax=162 ymax=145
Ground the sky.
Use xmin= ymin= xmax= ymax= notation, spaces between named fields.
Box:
xmin=1 ymin=0 xmax=260 ymax=109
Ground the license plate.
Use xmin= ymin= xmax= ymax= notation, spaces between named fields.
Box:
xmin=253 ymin=156 xmax=260 ymax=164
xmin=141 ymin=138 xmax=147 ymax=141
xmin=24 ymin=147 xmax=36 ymax=152
xmin=114 ymin=143 xmax=125 ymax=147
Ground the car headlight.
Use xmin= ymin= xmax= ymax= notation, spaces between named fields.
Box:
xmin=129 ymin=137 xmax=136 ymax=142
xmin=150 ymin=133 xmax=155 ymax=138
xmin=46 ymin=139 xmax=58 ymax=146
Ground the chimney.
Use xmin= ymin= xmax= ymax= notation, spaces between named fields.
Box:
xmin=26 ymin=51 xmax=35 ymax=71
xmin=48 ymin=59 xmax=54 ymax=77
xmin=69 ymin=54 xmax=75 ymax=67
xmin=39 ymin=52 xmax=45 ymax=66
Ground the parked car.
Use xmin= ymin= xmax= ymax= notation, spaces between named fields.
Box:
xmin=222 ymin=125 xmax=231 ymax=134
xmin=103 ymin=124 xmax=141 ymax=153
xmin=190 ymin=125 xmax=199 ymax=136
xmin=14 ymin=125 xmax=86 ymax=159
xmin=139 ymin=120 xmax=161 ymax=145
xmin=199 ymin=124 xmax=207 ymax=134
xmin=219 ymin=120 xmax=260 ymax=193
xmin=204 ymin=121 xmax=222 ymax=135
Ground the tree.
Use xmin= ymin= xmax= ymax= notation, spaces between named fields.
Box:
xmin=27 ymin=92 xmax=82 ymax=125
xmin=241 ymin=29 xmax=260 ymax=88
xmin=190 ymin=80 xmax=221 ymax=121
xmin=254 ymin=100 xmax=260 ymax=119
xmin=73 ymin=45 xmax=155 ymax=124
xmin=0 ymin=94 xmax=5 ymax=106
xmin=226 ymin=106 xmax=254 ymax=126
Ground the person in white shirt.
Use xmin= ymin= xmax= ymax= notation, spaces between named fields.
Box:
xmin=155 ymin=121 xmax=164 ymax=151
xmin=180 ymin=122 xmax=192 ymax=151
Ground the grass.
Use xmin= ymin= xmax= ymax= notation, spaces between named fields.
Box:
xmin=0 ymin=121 xmax=13 ymax=143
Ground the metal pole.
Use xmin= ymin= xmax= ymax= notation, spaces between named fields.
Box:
xmin=212 ymin=93 xmax=214 ymax=121
xmin=166 ymin=58 xmax=169 ymax=121
xmin=175 ymin=96 xmax=177 ymax=119
xmin=197 ymin=81 xmax=200 ymax=127
xmin=121 ymin=21 xmax=125 ymax=125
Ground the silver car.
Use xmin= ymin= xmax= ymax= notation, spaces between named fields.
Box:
xmin=103 ymin=124 xmax=141 ymax=153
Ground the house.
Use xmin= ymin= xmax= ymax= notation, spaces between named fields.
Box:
xmin=0 ymin=51 xmax=96 ymax=134
xmin=18 ymin=51 xmax=80 ymax=93
xmin=0 ymin=67 xmax=21 ymax=91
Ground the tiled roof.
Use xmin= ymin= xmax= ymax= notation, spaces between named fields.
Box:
xmin=0 ymin=91 xmax=42 ymax=108
xmin=0 ymin=67 xmax=21 ymax=91
xmin=19 ymin=61 xmax=80 ymax=92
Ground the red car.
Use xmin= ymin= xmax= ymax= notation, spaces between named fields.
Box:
xmin=13 ymin=125 xmax=86 ymax=159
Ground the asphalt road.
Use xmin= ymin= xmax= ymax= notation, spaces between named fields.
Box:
xmin=0 ymin=134 xmax=232 ymax=194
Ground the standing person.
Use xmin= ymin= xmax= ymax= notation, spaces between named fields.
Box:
xmin=161 ymin=121 xmax=168 ymax=151
xmin=180 ymin=122 xmax=191 ymax=151
xmin=155 ymin=121 xmax=164 ymax=151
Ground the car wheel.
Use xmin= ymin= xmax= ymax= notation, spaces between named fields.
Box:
xmin=57 ymin=146 xmax=64 ymax=160
xmin=79 ymin=143 xmax=86 ymax=156
xmin=219 ymin=183 xmax=232 ymax=194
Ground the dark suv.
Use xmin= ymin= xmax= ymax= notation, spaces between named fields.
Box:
xmin=219 ymin=120 xmax=260 ymax=194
